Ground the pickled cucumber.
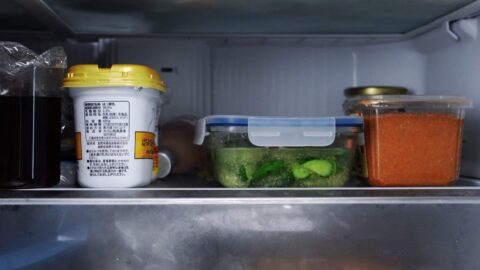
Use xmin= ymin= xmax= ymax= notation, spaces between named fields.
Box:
xmin=302 ymin=160 xmax=333 ymax=177
xmin=292 ymin=163 xmax=311 ymax=180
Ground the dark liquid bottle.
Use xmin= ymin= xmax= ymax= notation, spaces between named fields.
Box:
xmin=0 ymin=96 xmax=61 ymax=188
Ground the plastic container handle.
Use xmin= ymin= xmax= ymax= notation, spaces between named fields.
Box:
xmin=247 ymin=117 xmax=336 ymax=147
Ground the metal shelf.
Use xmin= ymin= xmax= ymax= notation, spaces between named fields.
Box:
xmin=1 ymin=176 xmax=480 ymax=269
xmin=2 ymin=176 xmax=480 ymax=205
xmin=2 ymin=176 xmax=480 ymax=269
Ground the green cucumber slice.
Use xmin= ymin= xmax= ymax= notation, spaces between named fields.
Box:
xmin=302 ymin=159 xmax=333 ymax=177
xmin=292 ymin=163 xmax=311 ymax=180
xmin=251 ymin=160 xmax=286 ymax=181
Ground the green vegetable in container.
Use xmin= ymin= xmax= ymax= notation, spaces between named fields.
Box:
xmin=251 ymin=160 xmax=286 ymax=181
xmin=250 ymin=160 xmax=293 ymax=187
xmin=302 ymin=159 xmax=334 ymax=177
xmin=292 ymin=163 xmax=311 ymax=180
xmin=213 ymin=147 xmax=352 ymax=188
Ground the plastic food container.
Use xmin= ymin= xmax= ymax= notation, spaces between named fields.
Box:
xmin=195 ymin=116 xmax=362 ymax=188
xmin=344 ymin=95 xmax=473 ymax=186
xmin=64 ymin=64 xmax=167 ymax=188
xmin=343 ymin=86 xmax=410 ymax=180
xmin=0 ymin=42 xmax=66 ymax=188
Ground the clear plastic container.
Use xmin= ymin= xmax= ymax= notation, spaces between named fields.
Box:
xmin=344 ymin=95 xmax=473 ymax=186
xmin=343 ymin=86 xmax=410 ymax=179
xmin=195 ymin=116 xmax=362 ymax=188
xmin=0 ymin=42 xmax=66 ymax=188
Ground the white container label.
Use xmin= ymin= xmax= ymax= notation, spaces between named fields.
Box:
xmin=84 ymin=101 xmax=130 ymax=141
xmin=83 ymin=101 xmax=131 ymax=177
xmin=87 ymin=141 xmax=130 ymax=177
xmin=70 ymin=87 xmax=163 ymax=188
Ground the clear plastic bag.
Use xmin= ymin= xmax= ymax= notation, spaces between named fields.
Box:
xmin=0 ymin=42 xmax=66 ymax=97
xmin=0 ymin=42 xmax=67 ymax=188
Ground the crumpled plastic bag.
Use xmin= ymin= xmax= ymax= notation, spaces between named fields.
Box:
xmin=0 ymin=42 xmax=66 ymax=75
xmin=0 ymin=42 xmax=66 ymax=96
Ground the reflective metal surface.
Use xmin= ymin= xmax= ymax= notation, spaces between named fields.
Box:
xmin=2 ymin=177 xmax=480 ymax=269
xmin=3 ymin=202 xmax=480 ymax=269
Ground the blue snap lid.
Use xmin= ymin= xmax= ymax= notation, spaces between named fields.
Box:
xmin=205 ymin=115 xmax=362 ymax=127
xmin=195 ymin=115 xmax=363 ymax=147
xmin=205 ymin=115 xmax=248 ymax=126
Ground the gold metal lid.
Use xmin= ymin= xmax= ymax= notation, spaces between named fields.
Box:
xmin=344 ymin=86 xmax=409 ymax=97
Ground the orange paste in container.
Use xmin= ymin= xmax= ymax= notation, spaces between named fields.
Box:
xmin=364 ymin=113 xmax=463 ymax=186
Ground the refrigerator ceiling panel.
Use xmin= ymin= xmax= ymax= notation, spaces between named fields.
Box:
xmin=0 ymin=0 xmax=48 ymax=31
xmin=39 ymin=0 xmax=476 ymax=36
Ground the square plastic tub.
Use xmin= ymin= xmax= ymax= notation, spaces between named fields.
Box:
xmin=194 ymin=116 xmax=362 ymax=188
xmin=344 ymin=95 xmax=473 ymax=186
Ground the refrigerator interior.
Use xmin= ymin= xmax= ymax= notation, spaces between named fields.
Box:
xmin=0 ymin=0 xmax=479 ymax=182
xmin=2 ymin=0 xmax=480 ymax=180
xmin=3 ymin=1 xmax=480 ymax=269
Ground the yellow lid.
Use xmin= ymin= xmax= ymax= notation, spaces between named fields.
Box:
xmin=63 ymin=64 xmax=167 ymax=93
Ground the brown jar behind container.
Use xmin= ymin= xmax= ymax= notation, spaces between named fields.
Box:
xmin=158 ymin=115 xmax=205 ymax=178
xmin=343 ymin=86 xmax=410 ymax=180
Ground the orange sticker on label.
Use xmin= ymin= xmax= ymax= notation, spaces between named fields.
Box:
xmin=152 ymin=146 xmax=159 ymax=176
xmin=75 ymin=132 xmax=82 ymax=160
xmin=135 ymin=132 xmax=155 ymax=159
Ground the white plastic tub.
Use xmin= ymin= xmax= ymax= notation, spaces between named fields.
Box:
xmin=64 ymin=64 xmax=167 ymax=188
